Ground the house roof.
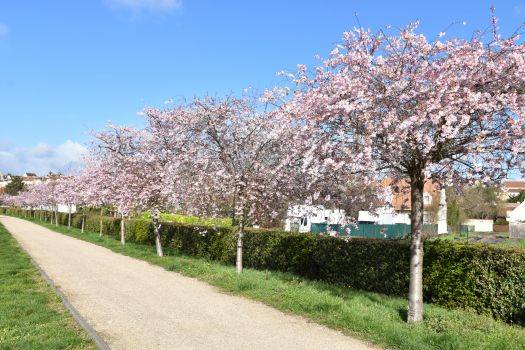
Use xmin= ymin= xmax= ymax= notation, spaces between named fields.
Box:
xmin=503 ymin=180 xmax=525 ymax=191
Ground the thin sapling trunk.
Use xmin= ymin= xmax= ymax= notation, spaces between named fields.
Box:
xmin=236 ymin=212 xmax=245 ymax=274
xmin=81 ymin=209 xmax=85 ymax=233
xmin=68 ymin=205 xmax=72 ymax=230
xmin=120 ymin=215 xmax=126 ymax=245
xmin=152 ymin=210 xmax=163 ymax=257
xmin=99 ymin=207 xmax=103 ymax=236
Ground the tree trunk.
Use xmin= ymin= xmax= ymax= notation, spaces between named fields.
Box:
xmin=99 ymin=208 xmax=103 ymax=237
xmin=54 ymin=208 xmax=58 ymax=226
xmin=81 ymin=214 xmax=85 ymax=233
xmin=152 ymin=210 xmax=163 ymax=257
xmin=120 ymin=215 xmax=126 ymax=245
xmin=236 ymin=216 xmax=244 ymax=274
xmin=231 ymin=195 xmax=237 ymax=226
xmin=407 ymin=171 xmax=425 ymax=323
xmin=68 ymin=205 xmax=72 ymax=230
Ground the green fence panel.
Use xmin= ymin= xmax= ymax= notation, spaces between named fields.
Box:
xmin=459 ymin=225 xmax=475 ymax=236
xmin=310 ymin=222 xmax=438 ymax=239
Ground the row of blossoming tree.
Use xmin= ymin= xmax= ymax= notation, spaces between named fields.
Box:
xmin=2 ymin=14 xmax=525 ymax=323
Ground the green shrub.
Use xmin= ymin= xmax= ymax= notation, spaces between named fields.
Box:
xmin=125 ymin=219 xmax=151 ymax=244
xmin=494 ymin=218 xmax=509 ymax=225
xmin=71 ymin=214 xmax=83 ymax=228
xmin=83 ymin=214 xmax=120 ymax=237
xmin=424 ymin=241 xmax=525 ymax=324
xmin=3 ymin=207 xmax=524 ymax=324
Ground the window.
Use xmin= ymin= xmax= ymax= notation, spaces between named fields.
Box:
xmin=423 ymin=192 xmax=432 ymax=205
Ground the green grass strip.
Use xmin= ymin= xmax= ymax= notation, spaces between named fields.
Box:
xmin=0 ymin=222 xmax=95 ymax=350
xmin=11 ymin=216 xmax=525 ymax=350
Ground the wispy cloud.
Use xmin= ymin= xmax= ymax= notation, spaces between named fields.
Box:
xmin=0 ymin=140 xmax=87 ymax=176
xmin=0 ymin=23 xmax=9 ymax=39
xmin=104 ymin=0 xmax=182 ymax=16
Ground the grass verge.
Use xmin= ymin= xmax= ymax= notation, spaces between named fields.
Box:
xmin=8 ymin=216 xmax=525 ymax=350
xmin=0 ymin=222 xmax=95 ymax=350
xmin=436 ymin=231 xmax=525 ymax=250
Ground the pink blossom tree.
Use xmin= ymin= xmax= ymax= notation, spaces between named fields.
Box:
xmin=284 ymin=18 xmax=525 ymax=322
xmin=162 ymin=96 xmax=303 ymax=273
xmin=56 ymin=176 xmax=83 ymax=230
xmin=79 ymin=157 xmax=122 ymax=236
xmin=92 ymin=123 xmax=180 ymax=255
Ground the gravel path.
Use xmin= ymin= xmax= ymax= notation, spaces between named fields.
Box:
xmin=1 ymin=216 xmax=377 ymax=350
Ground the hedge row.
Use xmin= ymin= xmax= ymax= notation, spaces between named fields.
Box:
xmin=2 ymin=207 xmax=524 ymax=324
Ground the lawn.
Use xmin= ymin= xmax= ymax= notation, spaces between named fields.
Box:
xmin=0 ymin=222 xmax=95 ymax=350
xmin=12 ymin=216 xmax=525 ymax=350
xmin=436 ymin=231 xmax=525 ymax=250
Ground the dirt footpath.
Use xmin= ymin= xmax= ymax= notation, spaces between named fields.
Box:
xmin=0 ymin=216 xmax=377 ymax=350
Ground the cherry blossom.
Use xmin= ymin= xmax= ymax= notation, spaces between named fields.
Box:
xmin=283 ymin=18 xmax=525 ymax=322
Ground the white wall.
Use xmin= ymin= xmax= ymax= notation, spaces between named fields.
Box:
xmin=57 ymin=204 xmax=76 ymax=214
xmin=284 ymin=205 xmax=345 ymax=232
xmin=437 ymin=188 xmax=447 ymax=234
xmin=358 ymin=207 xmax=410 ymax=225
xmin=507 ymin=201 xmax=525 ymax=223
xmin=464 ymin=219 xmax=493 ymax=232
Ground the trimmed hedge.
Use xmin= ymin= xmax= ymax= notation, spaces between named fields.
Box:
xmin=1 ymin=207 xmax=524 ymax=324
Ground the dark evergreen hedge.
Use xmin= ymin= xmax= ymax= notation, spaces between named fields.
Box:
xmin=1 ymin=207 xmax=523 ymax=324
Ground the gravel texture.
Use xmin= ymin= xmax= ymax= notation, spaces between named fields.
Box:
xmin=1 ymin=216 xmax=377 ymax=350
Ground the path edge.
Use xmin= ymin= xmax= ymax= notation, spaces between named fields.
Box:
xmin=4 ymin=218 xmax=111 ymax=350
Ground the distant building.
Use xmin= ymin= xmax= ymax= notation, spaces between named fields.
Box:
xmin=0 ymin=173 xmax=11 ymax=189
xmin=501 ymin=179 xmax=525 ymax=200
xmin=284 ymin=178 xmax=447 ymax=235
xmin=507 ymin=201 xmax=525 ymax=223
xmin=358 ymin=178 xmax=448 ymax=234
xmin=21 ymin=172 xmax=43 ymax=186
xmin=284 ymin=205 xmax=345 ymax=233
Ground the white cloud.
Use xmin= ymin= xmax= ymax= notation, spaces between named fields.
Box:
xmin=0 ymin=140 xmax=88 ymax=176
xmin=104 ymin=0 xmax=182 ymax=15
xmin=0 ymin=23 xmax=9 ymax=39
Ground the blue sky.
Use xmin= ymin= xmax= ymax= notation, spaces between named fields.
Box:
xmin=0 ymin=0 xmax=524 ymax=174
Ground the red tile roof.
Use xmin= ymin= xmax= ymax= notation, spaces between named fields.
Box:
xmin=503 ymin=180 xmax=525 ymax=190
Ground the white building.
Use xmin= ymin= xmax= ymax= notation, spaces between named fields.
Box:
xmin=358 ymin=186 xmax=448 ymax=234
xmin=284 ymin=205 xmax=345 ymax=233
xmin=507 ymin=200 xmax=525 ymax=223
xmin=501 ymin=179 xmax=525 ymax=200
xmin=357 ymin=207 xmax=410 ymax=225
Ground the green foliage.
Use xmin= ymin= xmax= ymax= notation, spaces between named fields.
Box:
xmin=449 ymin=186 xmax=505 ymax=221
xmin=71 ymin=214 xmax=84 ymax=228
xmin=494 ymin=217 xmax=509 ymax=225
xmin=3 ymin=207 xmax=524 ymax=325
xmin=83 ymin=215 xmax=120 ymax=237
xmin=141 ymin=212 xmax=232 ymax=227
xmin=0 ymin=222 xmax=94 ymax=349
xmin=507 ymin=190 xmax=525 ymax=203
xmin=125 ymin=219 xmax=151 ymax=244
xmin=4 ymin=176 xmax=26 ymax=195
xmin=447 ymin=198 xmax=462 ymax=229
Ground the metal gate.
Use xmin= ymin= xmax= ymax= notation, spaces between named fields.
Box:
xmin=509 ymin=222 xmax=525 ymax=238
